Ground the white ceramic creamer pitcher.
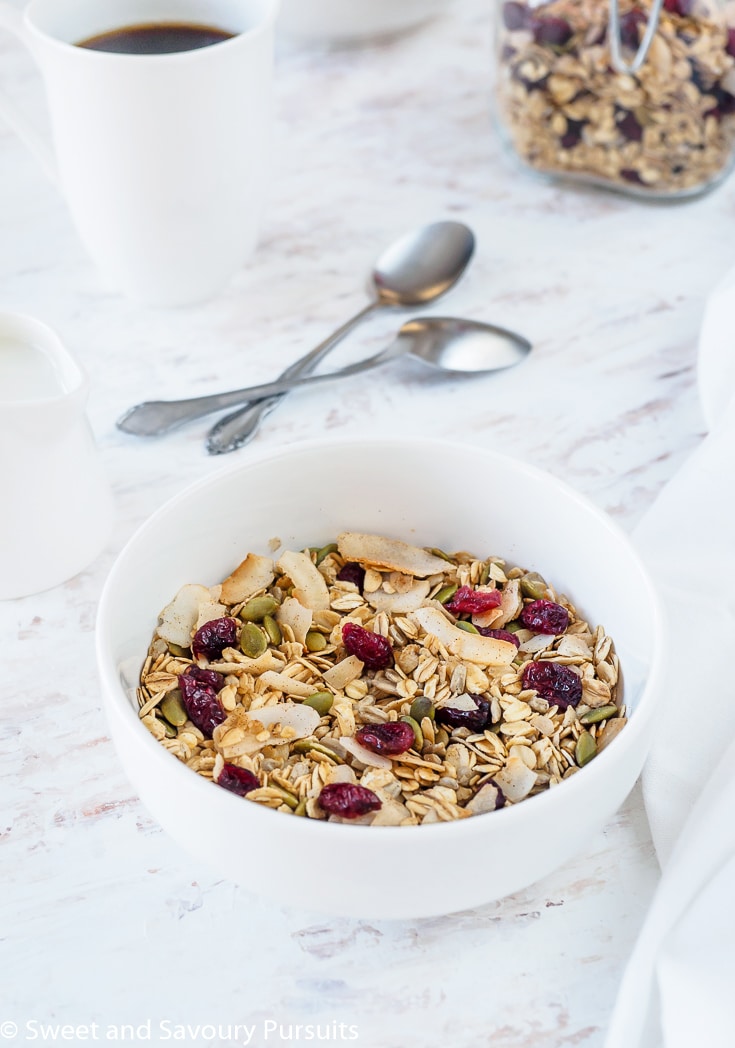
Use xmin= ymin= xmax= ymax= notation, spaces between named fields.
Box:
xmin=0 ymin=312 xmax=113 ymax=599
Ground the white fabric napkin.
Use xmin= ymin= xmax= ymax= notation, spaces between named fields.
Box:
xmin=604 ymin=277 xmax=735 ymax=1048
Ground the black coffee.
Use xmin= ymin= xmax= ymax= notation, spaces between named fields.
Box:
xmin=78 ymin=22 xmax=235 ymax=54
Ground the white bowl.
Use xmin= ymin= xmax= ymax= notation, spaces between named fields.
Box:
xmin=97 ymin=438 xmax=663 ymax=919
xmin=277 ymin=0 xmax=454 ymax=42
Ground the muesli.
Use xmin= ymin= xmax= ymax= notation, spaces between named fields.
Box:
xmin=137 ymin=532 xmax=625 ymax=825
xmin=496 ymin=0 xmax=735 ymax=196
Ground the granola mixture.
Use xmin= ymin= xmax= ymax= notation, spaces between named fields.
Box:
xmin=138 ymin=532 xmax=625 ymax=825
xmin=496 ymin=0 xmax=735 ymax=196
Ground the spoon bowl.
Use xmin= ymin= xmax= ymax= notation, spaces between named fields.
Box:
xmin=399 ymin=316 xmax=531 ymax=373
xmin=372 ymin=222 xmax=476 ymax=305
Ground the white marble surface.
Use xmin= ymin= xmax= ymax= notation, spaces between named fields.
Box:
xmin=1 ymin=0 xmax=731 ymax=1044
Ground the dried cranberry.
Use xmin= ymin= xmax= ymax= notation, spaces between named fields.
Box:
xmin=520 ymin=599 xmax=569 ymax=634
xmin=560 ymin=120 xmax=585 ymax=148
xmin=728 ymin=28 xmax=735 ymax=58
xmin=522 ymin=661 xmax=582 ymax=709
xmin=704 ymin=85 xmax=735 ymax=121
xmin=217 ymin=764 xmax=259 ymax=797
xmin=184 ymin=665 xmax=226 ymax=691
xmin=664 ymin=0 xmax=693 ymax=14
xmin=531 ymin=15 xmax=573 ymax=47
xmin=502 ymin=1 xmax=528 ymax=31
xmin=721 ymin=90 xmax=735 ymax=115
xmin=355 ymin=722 xmax=416 ymax=756
xmin=341 ymin=622 xmax=393 ymax=670
xmin=318 ymin=783 xmax=382 ymax=819
xmin=617 ymin=110 xmax=643 ymax=142
xmin=436 ymin=695 xmax=491 ymax=734
xmin=476 ymin=626 xmax=521 ymax=649
xmin=336 ymin=562 xmax=366 ymax=590
xmin=178 ymin=666 xmax=226 ymax=738
xmin=620 ymin=168 xmax=645 ymax=185
xmin=619 ymin=8 xmax=646 ymax=49
xmin=445 ymin=586 xmax=502 ymax=616
xmin=688 ymin=61 xmax=710 ymax=95
xmin=192 ymin=617 xmax=239 ymax=661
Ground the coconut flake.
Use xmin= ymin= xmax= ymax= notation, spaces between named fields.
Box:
xmin=494 ymin=757 xmax=537 ymax=802
xmin=214 ymin=702 xmax=320 ymax=758
xmin=518 ymin=633 xmax=555 ymax=654
xmin=436 ymin=692 xmax=482 ymax=712
xmin=276 ymin=596 xmax=313 ymax=646
xmin=259 ymin=670 xmax=318 ymax=698
xmin=195 ymin=601 xmax=228 ymax=631
xmin=337 ymin=532 xmax=450 ymax=578
xmin=370 ymin=798 xmax=412 ymax=826
xmin=339 ymin=736 xmax=392 ymax=770
xmin=156 ymin=583 xmax=211 ymax=647
xmin=232 ymin=650 xmax=284 ymax=675
xmin=494 ymin=578 xmax=522 ymax=628
xmin=322 ymin=655 xmax=364 ymax=690
xmin=276 ymin=550 xmax=330 ymax=610
xmin=367 ymin=579 xmax=431 ymax=614
xmin=251 ymin=703 xmax=320 ymax=737
xmin=219 ymin=553 xmax=275 ymax=605
xmin=412 ymin=606 xmax=517 ymax=666
xmin=465 ymin=782 xmax=504 ymax=814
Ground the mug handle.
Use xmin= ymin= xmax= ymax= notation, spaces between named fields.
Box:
xmin=0 ymin=2 xmax=57 ymax=181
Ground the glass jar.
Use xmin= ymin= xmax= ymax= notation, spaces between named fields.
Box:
xmin=494 ymin=0 xmax=735 ymax=198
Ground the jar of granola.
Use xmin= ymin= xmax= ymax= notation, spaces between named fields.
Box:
xmin=494 ymin=0 xmax=735 ymax=197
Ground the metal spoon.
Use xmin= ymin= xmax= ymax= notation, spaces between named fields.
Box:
xmin=203 ymin=316 xmax=530 ymax=453
xmin=116 ymin=220 xmax=475 ymax=439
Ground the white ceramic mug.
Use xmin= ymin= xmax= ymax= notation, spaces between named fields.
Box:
xmin=0 ymin=312 xmax=114 ymax=600
xmin=0 ymin=0 xmax=278 ymax=305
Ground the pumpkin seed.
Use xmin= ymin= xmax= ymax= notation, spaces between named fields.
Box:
xmin=271 ymin=784 xmax=300 ymax=810
xmin=302 ymin=691 xmax=334 ymax=716
xmin=400 ymin=715 xmax=423 ymax=750
xmin=579 ymin=705 xmax=618 ymax=725
xmin=240 ymin=621 xmax=267 ymax=659
xmin=314 ymin=542 xmax=338 ymax=566
xmin=262 ymin=614 xmax=282 ymax=646
xmin=456 ymin=620 xmax=479 ymax=634
xmin=240 ymin=594 xmax=278 ymax=622
xmin=575 ymin=731 xmax=597 ymax=767
xmin=520 ymin=572 xmax=548 ymax=600
xmin=292 ymin=738 xmax=344 ymax=763
xmin=167 ymin=642 xmax=190 ymax=657
xmin=427 ymin=547 xmax=455 ymax=563
xmin=293 ymin=798 xmax=308 ymax=817
xmin=160 ymin=689 xmax=188 ymax=727
xmin=433 ymin=583 xmax=459 ymax=605
xmin=479 ymin=563 xmax=491 ymax=586
xmin=410 ymin=696 xmax=435 ymax=722
xmin=156 ymin=714 xmax=178 ymax=738
xmin=305 ymin=630 xmax=327 ymax=653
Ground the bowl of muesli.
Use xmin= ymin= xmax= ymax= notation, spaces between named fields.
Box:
xmin=97 ymin=437 xmax=663 ymax=918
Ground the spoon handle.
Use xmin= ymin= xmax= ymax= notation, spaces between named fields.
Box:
xmin=207 ymin=300 xmax=381 ymax=449
xmin=206 ymin=341 xmax=406 ymax=455
xmin=116 ymin=301 xmax=380 ymax=438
